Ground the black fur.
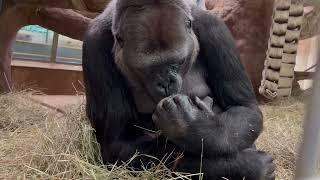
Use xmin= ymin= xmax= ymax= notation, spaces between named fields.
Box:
xmin=82 ymin=0 xmax=275 ymax=179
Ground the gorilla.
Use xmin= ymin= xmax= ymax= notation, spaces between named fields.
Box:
xmin=82 ymin=0 xmax=275 ymax=179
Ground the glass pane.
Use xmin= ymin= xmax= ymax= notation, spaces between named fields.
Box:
xmin=13 ymin=25 xmax=83 ymax=65
xmin=56 ymin=35 xmax=83 ymax=65
xmin=13 ymin=25 xmax=54 ymax=62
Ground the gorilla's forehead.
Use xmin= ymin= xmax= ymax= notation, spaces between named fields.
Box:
xmin=112 ymin=0 xmax=194 ymax=42
xmin=115 ymin=0 xmax=191 ymax=13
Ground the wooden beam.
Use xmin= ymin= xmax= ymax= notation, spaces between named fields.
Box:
xmin=8 ymin=0 xmax=73 ymax=9
xmin=71 ymin=0 xmax=88 ymax=11
xmin=295 ymin=71 xmax=315 ymax=81
xmin=74 ymin=10 xmax=99 ymax=19
xmin=0 ymin=0 xmax=3 ymax=14
xmin=34 ymin=7 xmax=91 ymax=40
xmin=304 ymin=0 xmax=320 ymax=7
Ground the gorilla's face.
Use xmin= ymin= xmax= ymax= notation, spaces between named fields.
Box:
xmin=113 ymin=1 xmax=199 ymax=102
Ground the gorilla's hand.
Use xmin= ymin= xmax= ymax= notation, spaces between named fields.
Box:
xmin=152 ymin=94 xmax=216 ymax=140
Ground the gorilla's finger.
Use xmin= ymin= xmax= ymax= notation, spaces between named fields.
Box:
xmin=202 ymin=96 xmax=213 ymax=109
xmin=153 ymin=109 xmax=165 ymax=126
xmin=152 ymin=112 xmax=159 ymax=122
xmin=156 ymin=101 xmax=166 ymax=115
xmin=194 ymin=96 xmax=211 ymax=112
xmin=173 ymin=95 xmax=192 ymax=112
xmin=162 ymin=98 xmax=177 ymax=111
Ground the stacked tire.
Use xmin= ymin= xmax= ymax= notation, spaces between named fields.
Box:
xmin=259 ymin=0 xmax=304 ymax=99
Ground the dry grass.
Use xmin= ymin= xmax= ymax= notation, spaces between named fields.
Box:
xmin=257 ymin=94 xmax=307 ymax=180
xmin=0 ymin=91 xmax=314 ymax=179
xmin=0 ymin=92 xmax=181 ymax=179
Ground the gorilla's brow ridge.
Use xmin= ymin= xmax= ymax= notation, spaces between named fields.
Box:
xmin=116 ymin=0 xmax=192 ymax=17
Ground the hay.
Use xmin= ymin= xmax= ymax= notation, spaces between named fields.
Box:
xmin=0 ymin=91 xmax=314 ymax=179
xmin=0 ymin=92 xmax=184 ymax=179
xmin=257 ymin=94 xmax=306 ymax=180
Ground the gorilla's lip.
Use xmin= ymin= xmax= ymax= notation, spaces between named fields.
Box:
xmin=151 ymin=92 xmax=180 ymax=105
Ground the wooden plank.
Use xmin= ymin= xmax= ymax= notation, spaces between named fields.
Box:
xmin=0 ymin=0 xmax=3 ymax=15
xmin=83 ymin=0 xmax=110 ymax=12
xmin=11 ymin=60 xmax=82 ymax=71
xmin=71 ymin=0 xmax=88 ymax=10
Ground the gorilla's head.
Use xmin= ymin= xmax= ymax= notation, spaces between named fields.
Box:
xmin=112 ymin=0 xmax=199 ymax=102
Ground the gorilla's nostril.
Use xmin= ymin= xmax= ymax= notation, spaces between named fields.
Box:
xmin=155 ymin=82 xmax=170 ymax=96
xmin=169 ymin=78 xmax=175 ymax=84
xmin=156 ymin=83 xmax=167 ymax=91
xmin=154 ymin=74 xmax=180 ymax=97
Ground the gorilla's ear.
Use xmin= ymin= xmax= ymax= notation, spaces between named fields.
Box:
xmin=82 ymin=20 xmax=137 ymax=144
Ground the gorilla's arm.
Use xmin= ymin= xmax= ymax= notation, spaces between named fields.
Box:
xmin=186 ymin=7 xmax=263 ymax=155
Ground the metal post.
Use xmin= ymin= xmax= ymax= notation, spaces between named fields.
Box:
xmin=50 ymin=32 xmax=59 ymax=63
xmin=45 ymin=29 xmax=49 ymax=44
xmin=295 ymin=36 xmax=320 ymax=180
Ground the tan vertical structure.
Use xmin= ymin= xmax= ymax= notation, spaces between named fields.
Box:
xmin=259 ymin=0 xmax=304 ymax=99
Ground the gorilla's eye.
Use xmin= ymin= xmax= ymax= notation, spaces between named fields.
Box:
xmin=185 ymin=19 xmax=192 ymax=30
xmin=116 ymin=35 xmax=124 ymax=48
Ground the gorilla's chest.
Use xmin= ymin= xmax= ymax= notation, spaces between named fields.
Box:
xmin=180 ymin=62 xmax=211 ymax=98
xmin=133 ymin=62 xmax=211 ymax=114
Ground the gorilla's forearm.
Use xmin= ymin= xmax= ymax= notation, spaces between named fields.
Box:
xmin=174 ymin=104 xmax=263 ymax=157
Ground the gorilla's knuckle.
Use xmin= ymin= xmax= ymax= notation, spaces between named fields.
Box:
xmin=173 ymin=94 xmax=188 ymax=104
xmin=155 ymin=103 xmax=164 ymax=113
xmin=162 ymin=99 xmax=176 ymax=111
xmin=173 ymin=96 xmax=182 ymax=104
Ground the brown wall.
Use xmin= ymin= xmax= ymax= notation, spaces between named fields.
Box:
xmin=11 ymin=60 xmax=84 ymax=95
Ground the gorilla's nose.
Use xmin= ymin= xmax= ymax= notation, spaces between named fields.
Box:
xmin=155 ymin=75 xmax=179 ymax=96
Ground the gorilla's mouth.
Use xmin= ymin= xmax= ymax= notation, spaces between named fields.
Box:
xmin=148 ymin=85 xmax=182 ymax=105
